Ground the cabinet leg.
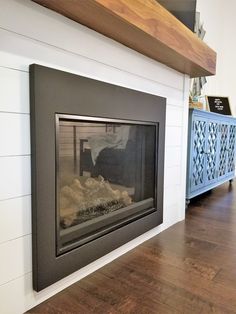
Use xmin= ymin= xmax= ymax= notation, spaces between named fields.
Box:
xmin=229 ymin=179 xmax=233 ymax=185
xmin=185 ymin=199 xmax=190 ymax=209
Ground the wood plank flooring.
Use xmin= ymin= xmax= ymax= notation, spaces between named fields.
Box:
xmin=27 ymin=182 xmax=236 ymax=313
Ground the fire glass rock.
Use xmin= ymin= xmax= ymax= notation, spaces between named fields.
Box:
xmin=60 ymin=175 xmax=132 ymax=228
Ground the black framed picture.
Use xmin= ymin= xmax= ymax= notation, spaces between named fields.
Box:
xmin=206 ymin=96 xmax=232 ymax=115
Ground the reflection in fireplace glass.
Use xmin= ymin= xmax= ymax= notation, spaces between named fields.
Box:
xmin=56 ymin=115 xmax=157 ymax=253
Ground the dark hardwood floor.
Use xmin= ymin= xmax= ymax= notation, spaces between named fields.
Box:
xmin=27 ymin=181 xmax=236 ymax=313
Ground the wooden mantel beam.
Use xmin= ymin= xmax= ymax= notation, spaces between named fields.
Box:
xmin=32 ymin=0 xmax=216 ymax=78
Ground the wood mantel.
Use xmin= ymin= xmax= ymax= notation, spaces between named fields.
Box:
xmin=32 ymin=0 xmax=216 ymax=78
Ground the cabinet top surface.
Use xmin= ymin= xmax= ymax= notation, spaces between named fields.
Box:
xmin=189 ymin=108 xmax=236 ymax=121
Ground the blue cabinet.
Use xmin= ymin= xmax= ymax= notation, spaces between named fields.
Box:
xmin=186 ymin=109 xmax=236 ymax=201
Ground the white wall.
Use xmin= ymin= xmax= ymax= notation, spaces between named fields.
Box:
xmin=197 ymin=0 xmax=236 ymax=116
xmin=0 ymin=0 xmax=189 ymax=313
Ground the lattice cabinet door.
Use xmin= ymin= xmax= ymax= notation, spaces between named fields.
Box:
xmin=227 ymin=124 xmax=236 ymax=175
xmin=218 ymin=123 xmax=229 ymax=179
xmin=205 ymin=120 xmax=219 ymax=185
xmin=189 ymin=117 xmax=207 ymax=192
xmin=187 ymin=109 xmax=236 ymax=202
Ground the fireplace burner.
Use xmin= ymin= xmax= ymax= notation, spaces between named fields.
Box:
xmin=30 ymin=64 xmax=166 ymax=291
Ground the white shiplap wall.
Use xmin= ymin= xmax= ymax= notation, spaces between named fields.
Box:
xmin=0 ymin=0 xmax=189 ymax=313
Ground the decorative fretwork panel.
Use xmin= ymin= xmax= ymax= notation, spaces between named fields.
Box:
xmin=192 ymin=120 xmax=206 ymax=187
xmin=219 ymin=124 xmax=228 ymax=177
xmin=228 ymin=125 xmax=236 ymax=173
xmin=187 ymin=110 xmax=236 ymax=201
xmin=206 ymin=122 xmax=218 ymax=181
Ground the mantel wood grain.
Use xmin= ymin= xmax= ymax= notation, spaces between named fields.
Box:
xmin=32 ymin=0 xmax=216 ymax=78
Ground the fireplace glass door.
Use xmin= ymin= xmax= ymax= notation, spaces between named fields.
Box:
xmin=56 ymin=114 xmax=158 ymax=254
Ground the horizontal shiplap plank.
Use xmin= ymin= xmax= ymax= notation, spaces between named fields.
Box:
xmin=0 ymin=273 xmax=33 ymax=314
xmin=0 ymin=196 xmax=31 ymax=244
xmin=0 ymin=113 xmax=30 ymax=156
xmin=163 ymin=203 xmax=182 ymax=227
xmin=0 ymin=235 xmax=32 ymax=286
xmin=164 ymin=166 xmax=181 ymax=188
xmin=166 ymin=105 xmax=183 ymax=127
xmin=0 ymin=67 xmax=29 ymax=113
xmin=165 ymin=146 xmax=182 ymax=168
xmin=165 ymin=126 xmax=182 ymax=147
xmin=0 ymin=156 xmax=31 ymax=200
xmin=164 ymin=185 xmax=182 ymax=209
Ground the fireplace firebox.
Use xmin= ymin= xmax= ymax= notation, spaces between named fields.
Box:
xmin=57 ymin=115 xmax=158 ymax=254
xmin=30 ymin=64 xmax=166 ymax=291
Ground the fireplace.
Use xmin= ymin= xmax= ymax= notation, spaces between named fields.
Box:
xmin=30 ymin=64 xmax=166 ymax=291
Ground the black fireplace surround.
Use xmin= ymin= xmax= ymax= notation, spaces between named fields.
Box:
xmin=30 ymin=64 xmax=166 ymax=291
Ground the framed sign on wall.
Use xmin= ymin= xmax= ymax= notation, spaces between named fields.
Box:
xmin=206 ymin=96 xmax=232 ymax=115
